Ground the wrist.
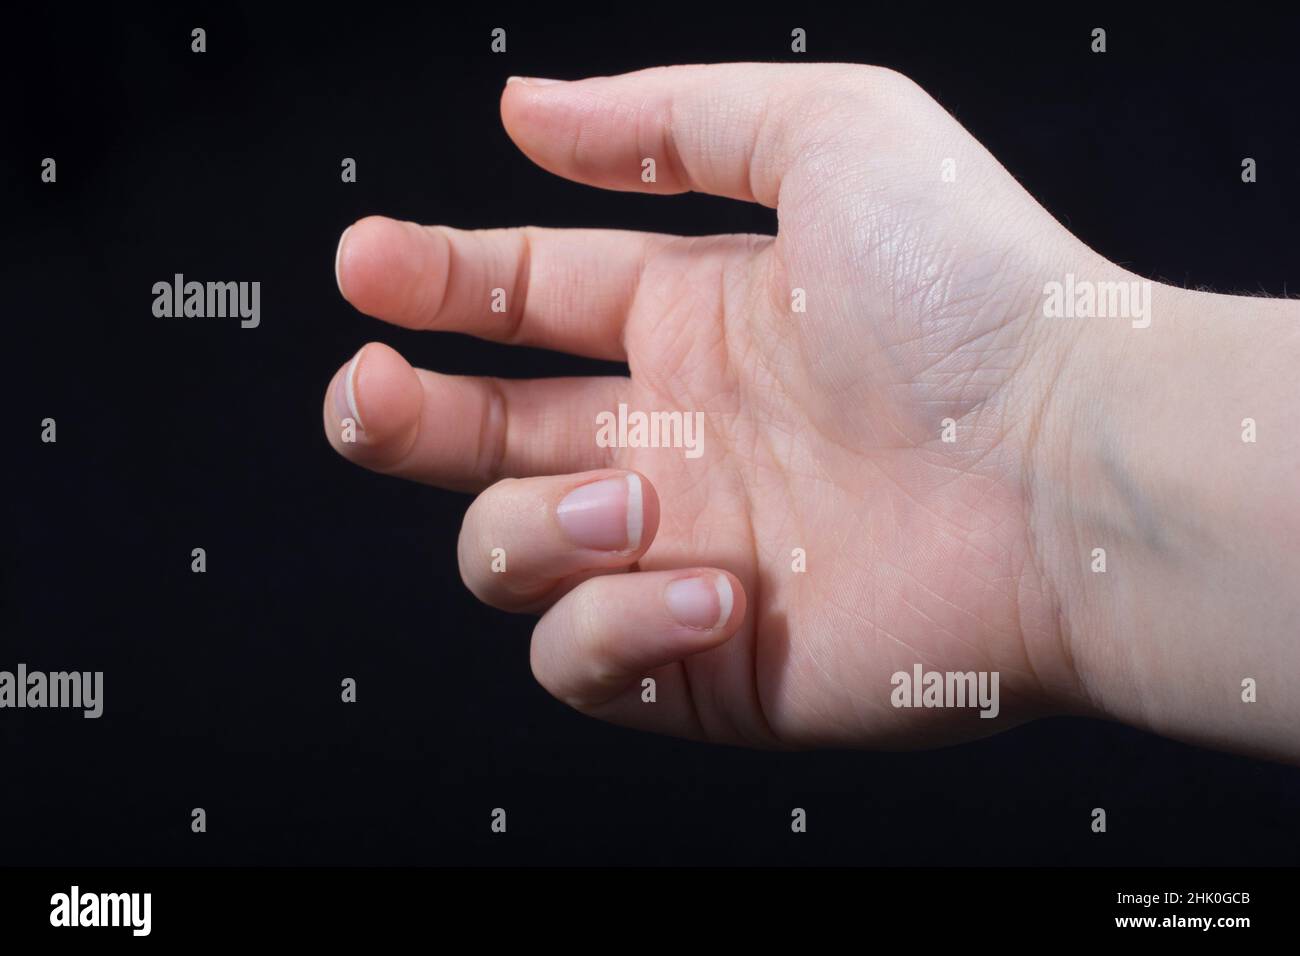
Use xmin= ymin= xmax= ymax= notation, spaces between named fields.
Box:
xmin=1025 ymin=261 xmax=1300 ymax=758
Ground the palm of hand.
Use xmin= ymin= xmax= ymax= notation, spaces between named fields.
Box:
xmin=621 ymin=166 xmax=1071 ymax=746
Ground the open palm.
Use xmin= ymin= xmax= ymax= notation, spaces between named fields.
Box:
xmin=326 ymin=64 xmax=1093 ymax=749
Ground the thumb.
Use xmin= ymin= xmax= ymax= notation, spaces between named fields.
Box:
xmin=499 ymin=63 xmax=889 ymax=207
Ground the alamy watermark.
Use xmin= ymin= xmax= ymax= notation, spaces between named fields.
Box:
xmin=0 ymin=664 xmax=103 ymax=718
xmin=50 ymin=886 xmax=150 ymax=936
xmin=1043 ymin=273 xmax=1151 ymax=329
xmin=153 ymin=273 xmax=260 ymax=328
xmin=596 ymin=403 xmax=704 ymax=459
xmin=890 ymin=664 xmax=1000 ymax=718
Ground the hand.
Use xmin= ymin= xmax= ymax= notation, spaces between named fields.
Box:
xmin=323 ymin=64 xmax=1300 ymax=760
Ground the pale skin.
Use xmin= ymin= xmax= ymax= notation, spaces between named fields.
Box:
xmin=324 ymin=64 xmax=1300 ymax=763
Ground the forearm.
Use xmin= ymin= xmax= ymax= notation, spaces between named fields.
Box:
xmin=1031 ymin=264 xmax=1300 ymax=761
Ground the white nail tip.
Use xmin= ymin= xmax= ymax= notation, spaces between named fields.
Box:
xmin=713 ymin=575 xmax=733 ymax=629
xmin=345 ymin=349 xmax=364 ymax=428
xmin=625 ymin=473 xmax=643 ymax=551
xmin=334 ymin=226 xmax=350 ymax=296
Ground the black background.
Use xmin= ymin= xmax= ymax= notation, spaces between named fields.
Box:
xmin=5 ymin=6 xmax=1299 ymax=866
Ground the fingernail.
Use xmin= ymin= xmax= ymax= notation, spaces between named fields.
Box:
xmin=506 ymin=75 xmax=565 ymax=87
xmin=666 ymin=574 xmax=733 ymax=630
xmin=333 ymin=346 xmax=365 ymax=428
xmin=334 ymin=225 xmax=351 ymax=297
xmin=556 ymin=473 xmax=642 ymax=552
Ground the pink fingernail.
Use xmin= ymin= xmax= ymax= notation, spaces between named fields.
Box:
xmin=556 ymin=474 xmax=642 ymax=552
xmin=666 ymin=574 xmax=733 ymax=630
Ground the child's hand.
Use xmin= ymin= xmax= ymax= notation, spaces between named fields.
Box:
xmin=324 ymin=64 xmax=1300 ymax=760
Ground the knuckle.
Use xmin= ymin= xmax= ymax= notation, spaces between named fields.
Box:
xmin=790 ymin=64 xmax=929 ymax=123
xmin=863 ymin=65 xmax=926 ymax=100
